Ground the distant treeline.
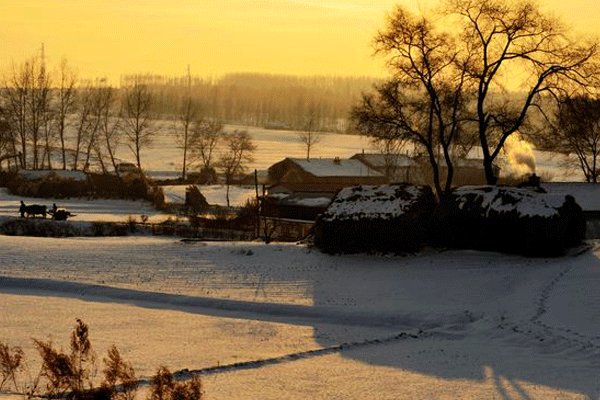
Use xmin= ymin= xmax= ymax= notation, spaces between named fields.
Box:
xmin=121 ymin=73 xmax=379 ymax=132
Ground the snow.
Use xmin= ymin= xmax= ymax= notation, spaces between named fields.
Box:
xmin=322 ymin=184 xmax=425 ymax=221
xmin=288 ymin=158 xmax=383 ymax=178
xmin=542 ymin=182 xmax=600 ymax=211
xmin=1 ymin=236 xmax=600 ymax=399
xmin=104 ymin=123 xmax=374 ymax=174
xmin=2 ymin=136 xmax=600 ymax=397
xmin=161 ymin=185 xmax=257 ymax=207
xmin=292 ymin=197 xmax=331 ymax=207
xmin=454 ymin=186 xmax=567 ymax=218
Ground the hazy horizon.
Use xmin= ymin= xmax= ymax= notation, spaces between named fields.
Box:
xmin=2 ymin=0 xmax=599 ymax=85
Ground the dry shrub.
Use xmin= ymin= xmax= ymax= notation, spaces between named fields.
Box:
xmin=0 ymin=342 xmax=23 ymax=391
xmin=102 ymin=346 xmax=137 ymax=400
xmin=33 ymin=319 xmax=96 ymax=398
xmin=148 ymin=367 xmax=202 ymax=400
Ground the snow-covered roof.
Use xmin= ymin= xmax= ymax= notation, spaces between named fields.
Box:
xmin=352 ymin=153 xmax=486 ymax=170
xmin=288 ymin=158 xmax=383 ymax=178
xmin=322 ymin=184 xmax=427 ymax=221
xmin=541 ymin=182 xmax=600 ymax=212
xmin=352 ymin=153 xmax=414 ymax=168
xmin=454 ymin=186 xmax=567 ymax=218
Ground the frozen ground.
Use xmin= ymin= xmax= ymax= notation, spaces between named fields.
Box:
xmin=0 ymin=183 xmax=258 ymax=225
xmin=1 ymin=234 xmax=600 ymax=399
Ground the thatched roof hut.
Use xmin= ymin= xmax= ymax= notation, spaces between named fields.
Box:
xmin=433 ymin=186 xmax=586 ymax=256
xmin=313 ymin=184 xmax=436 ymax=254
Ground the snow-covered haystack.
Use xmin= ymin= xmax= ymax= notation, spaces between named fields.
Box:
xmin=313 ymin=184 xmax=436 ymax=254
xmin=433 ymin=186 xmax=586 ymax=256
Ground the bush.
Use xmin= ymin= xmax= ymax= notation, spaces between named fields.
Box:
xmin=0 ymin=342 xmax=23 ymax=392
xmin=148 ymin=367 xmax=202 ymax=400
xmin=0 ymin=171 xmax=18 ymax=188
xmin=2 ymin=320 xmax=206 ymax=400
xmin=0 ymin=218 xmax=82 ymax=237
xmin=34 ymin=319 xmax=95 ymax=398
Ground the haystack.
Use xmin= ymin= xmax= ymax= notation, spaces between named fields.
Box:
xmin=313 ymin=184 xmax=436 ymax=254
xmin=432 ymin=186 xmax=586 ymax=256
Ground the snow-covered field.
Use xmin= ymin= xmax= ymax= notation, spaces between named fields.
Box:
xmin=1 ymin=237 xmax=600 ymax=399
xmin=1 ymin=184 xmax=600 ymax=400
xmin=92 ymin=122 xmax=583 ymax=182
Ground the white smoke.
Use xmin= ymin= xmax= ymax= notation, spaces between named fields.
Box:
xmin=503 ymin=133 xmax=536 ymax=176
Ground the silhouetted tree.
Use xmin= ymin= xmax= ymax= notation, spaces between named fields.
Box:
xmin=445 ymin=0 xmax=599 ymax=183
xmin=123 ymin=83 xmax=154 ymax=170
xmin=54 ymin=59 xmax=78 ymax=170
xmin=553 ymin=95 xmax=600 ymax=182
xmin=352 ymin=6 xmax=470 ymax=198
xmin=96 ymin=85 xmax=123 ymax=174
xmin=297 ymin=106 xmax=321 ymax=160
xmin=192 ymin=118 xmax=223 ymax=183
xmin=178 ymin=94 xmax=201 ymax=180
xmin=2 ymin=55 xmax=52 ymax=170
xmin=217 ymin=130 xmax=256 ymax=207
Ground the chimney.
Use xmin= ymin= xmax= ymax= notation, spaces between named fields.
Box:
xmin=333 ymin=157 xmax=341 ymax=165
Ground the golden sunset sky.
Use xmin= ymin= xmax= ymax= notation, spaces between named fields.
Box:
xmin=0 ymin=0 xmax=598 ymax=84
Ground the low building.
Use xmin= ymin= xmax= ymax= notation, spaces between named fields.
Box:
xmin=350 ymin=153 xmax=495 ymax=187
xmin=268 ymin=157 xmax=386 ymax=186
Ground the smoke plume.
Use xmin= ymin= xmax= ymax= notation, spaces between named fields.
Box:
xmin=503 ymin=133 xmax=536 ymax=176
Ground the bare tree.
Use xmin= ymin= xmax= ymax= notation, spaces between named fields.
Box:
xmin=0 ymin=108 xmax=17 ymax=170
xmin=192 ymin=118 xmax=223 ymax=182
xmin=97 ymin=85 xmax=122 ymax=174
xmin=551 ymin=95 xmax=600 ymax=182
xmin=352 ymin=6 xmax=470 ymax=198
xmin=178 ymin=94 xmax=201 ymax=180
xmin=297 ymin=106 xmax=321 ymax=160
xmin=72 ymin=85 xmax=97 ymax=170
xmin=2 ymin=56 xmax=51 ymax=170
xmin=123 ymin=83 xmax=153 ymax=170
xmin=30 ymin=57 xmax=52 ymax=170
xmin=446 ymin=0 xmax=599 ymax=183
xmin=217 ymin=130 xmax=256 ymax=207
xmin=82 ymin=83 xmax=117 ymax=172
xmin=54 ymin=59 xmax=77 ymax=170
xmin=370 ymin=129 xmax=410 ymax=183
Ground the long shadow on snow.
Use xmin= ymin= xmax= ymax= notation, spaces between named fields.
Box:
xmin=1 ymin=242 xmax=599 ymax=398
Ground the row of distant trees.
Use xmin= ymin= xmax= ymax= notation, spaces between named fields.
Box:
xmin=352 ymin=0 xmax=600 ymax=198
xmin=0 ymin=58 xmax=370 ymax=179
xmin=120 ymin=72 xmax=374 ymax=132
xmin=0 ymin=57 xmax=260 ymax=186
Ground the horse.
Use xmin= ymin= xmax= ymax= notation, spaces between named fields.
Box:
xmin=19 ymin=201 xmax=47 ymax=218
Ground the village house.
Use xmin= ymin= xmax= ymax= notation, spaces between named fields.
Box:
xmin=260 ymin=157 xmax=385 ymax=240
xmin=260 ymin=154 xmax=496 ymax=240
xmin=350 ymin=152 xmax=495 ymax=187
xmin=268 ymin=157 xmax=386 ymax=187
